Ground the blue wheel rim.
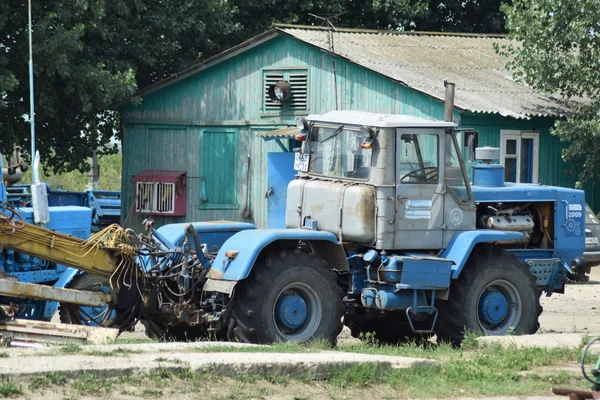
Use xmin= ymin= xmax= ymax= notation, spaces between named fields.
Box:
xmin=77 ymin=282 xmax=116 ymax=326
xmin=476 ymin=279 xmax=522 ymax=334
xmin=272 ymin=282 xmax=322 ymax=342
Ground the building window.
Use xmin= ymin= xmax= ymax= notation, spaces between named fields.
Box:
xmin=262 ymin=69 xmax=308 ymax=114
xmin=500 ymin=130 xmax=540 ymax=184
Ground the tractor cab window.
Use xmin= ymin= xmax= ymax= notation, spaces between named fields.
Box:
xmin=445 ymin=133 xmax=472 ymax=205
xmin=308 ymin=125 xmax=372 ymax=179
xmin=399 ymin=134 xmax=438 ymax=184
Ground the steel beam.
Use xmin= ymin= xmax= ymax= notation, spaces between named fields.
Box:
xmin=0 ymin=279 xmax=111 ymax=307
xmin=0 ymin=219 xmax=121 ymax=277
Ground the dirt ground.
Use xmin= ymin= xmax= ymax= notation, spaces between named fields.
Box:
xmin=537 ymin=267 xmax=600 ymax=334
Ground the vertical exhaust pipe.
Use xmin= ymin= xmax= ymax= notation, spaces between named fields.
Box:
xmin=444 ymin=80 xmax=455 ymax=122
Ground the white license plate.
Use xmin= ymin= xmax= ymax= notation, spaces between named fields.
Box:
xmin=586 ymin=237 xmax=599 ymax=244
xmin=294 ymin=152 xmax=310 ymax=172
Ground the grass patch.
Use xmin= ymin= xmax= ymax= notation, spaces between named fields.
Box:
xmin=142 ymin=388 xmax=163 ymax=397
xmin=0 ymin=376 xmax=22 ymax=397
xmin=154 ymin=357 xmax=184 ymax=364
xmin=73 ymin=373 xmax=114 ymax=394
xmin=0 ymin=353 xmax=8 ymax=359
xmin=58 ymin=343 xmax=82 ymax=354
xmin=115 ymin=337 xmax=156 ymax=345
xmin=84 ymin=347 xmax=143 ymax=357
xmin=12 ymin=337 xmax=598 ymax=398
xmin=29 ymin=372 xmax=68 ymax=391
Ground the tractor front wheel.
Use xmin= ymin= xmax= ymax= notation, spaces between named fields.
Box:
xmin=437 ymin=245 xmax=541 ymax=343
xmin=228 ymin=249 xmax=343 ymax=344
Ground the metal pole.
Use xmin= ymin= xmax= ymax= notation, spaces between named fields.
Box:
xmin=28 ymin=0 xmax=36 ymax=179
xmin=444 ymin=80 xmax=455 ymax=122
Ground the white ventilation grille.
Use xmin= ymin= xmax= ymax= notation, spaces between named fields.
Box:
xmin=263 ymin=70 xmax=308 ymax=112
xmin=136 ymin=181 xmax=176 ymax=214
xmin=135 ymin=182 xmax=154 ymax=213
xmin=156 ymin=182 xmax=175 ymax=213
xmin=264 ymin=72 xmax=285 ymax=111
xmin=288 ymin=73 xmax=308 ymax=110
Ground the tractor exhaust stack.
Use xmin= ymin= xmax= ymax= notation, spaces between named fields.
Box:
xmin=444 ymin=80 xmax=455 ymax=122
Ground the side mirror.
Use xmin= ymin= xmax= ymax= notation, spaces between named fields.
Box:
xmin=463 ymin=131 xmax=479 ymax=162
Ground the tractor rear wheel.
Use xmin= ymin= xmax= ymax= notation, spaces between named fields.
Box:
xmin=228 ymin=248 xmax=344 ymax=344
xmin=59 ymin=273 xmax=118 ymax=328
xmin=437 ymin=245 xmax=542 ymax=343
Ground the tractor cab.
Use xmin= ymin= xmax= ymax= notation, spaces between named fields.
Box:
xmin=286 ymin=111 xmax=478 ymax=250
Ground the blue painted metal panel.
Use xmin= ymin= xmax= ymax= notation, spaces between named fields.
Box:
xmin=441 ymin=230 xmax=524 ymax=278
xmin=17 ymin=206 xmax=92 ymax=239
xmin=156 ymin=222 xmax=256 ymax=253
xmin=553 ymin=187 xmax=586 ymax=266
xmin=399 ymin=258 xmax=452 ymax=289
xmin=267 ymin=152 xmax=296 ymax=228
xmin=472 ymin=183 xmax=566 ymax=203
xmin=212 ymin=229 xmax=340 ymax=281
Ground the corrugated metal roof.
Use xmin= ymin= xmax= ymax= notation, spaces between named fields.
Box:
xmin=276 ymin=25 xmax=575 ymax=119
xmin=257 ymin=126 xmax=296 ymax=139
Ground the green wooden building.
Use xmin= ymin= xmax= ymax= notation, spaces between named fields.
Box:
xmin=120 ymin=24 xmax=595 ymax=230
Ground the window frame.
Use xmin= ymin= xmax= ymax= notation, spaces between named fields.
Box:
xmin=398 ymin=133 xmax=440 ymax=185
xmin=499 ymin=130 xmax=540 ymax=184
xmin=307 ymin=124 xmax=373 ymax=181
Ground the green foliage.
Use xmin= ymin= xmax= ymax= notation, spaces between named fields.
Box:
xmin=414 ymin=0 xmax=508 ymax=33
xmin=20 ymin=152 xmax=121 ymax=191
xmin=500 ymin=0 xmax=600 ymax=184
xmin=0 ymin=0 xmax=238 ymax=173
xmin=0 ymin=376 xmax=21 ymax=397
xmin=0 ymin=0 xmax=511 ymax=175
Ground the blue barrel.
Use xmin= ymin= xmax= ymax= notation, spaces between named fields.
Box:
xmin=473 ymin=164 xmax=504 ymax=187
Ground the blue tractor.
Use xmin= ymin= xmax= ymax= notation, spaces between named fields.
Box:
xmin=194 ymin=104 xmax=585 ymax=344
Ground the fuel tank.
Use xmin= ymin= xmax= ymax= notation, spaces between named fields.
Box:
xmin=286 ymin=179 xmax=376 ymax=245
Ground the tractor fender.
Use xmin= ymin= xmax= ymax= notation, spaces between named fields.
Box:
xmin=441 ymin=230 xmax=524 ymax=279
xmin=207 ymin=229 xmax=347 ymax=283
xmin=42 ymin=267 xmax=82 ymax=319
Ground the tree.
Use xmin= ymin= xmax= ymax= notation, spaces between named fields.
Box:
xmin=414 ymin=0 xmax=508 ymax=33
xmin=1 ymin=0 xmax=510 ymax=174
xmin=500 ymin=0 xmax=600 ymax=185
xmin=0 ymin=0 xmax=238 ymax=173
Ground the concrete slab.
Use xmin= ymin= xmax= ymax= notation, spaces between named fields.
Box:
xmin=0 ymin=342 xmax=438 ymax=379
xmin=477 ymin=333 xmax=600 ymax=349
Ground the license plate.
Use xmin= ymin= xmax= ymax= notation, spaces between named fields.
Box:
xmin=294 ymin=152 xmax=309 ymax=172
xmin=586 ymin=237 xmax=599 ymax=244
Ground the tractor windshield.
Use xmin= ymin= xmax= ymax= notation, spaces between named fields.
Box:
xmin=308 ymin=125 xmax=372 ymax=179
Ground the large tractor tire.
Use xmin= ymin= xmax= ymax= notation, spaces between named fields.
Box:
xmin=59 ymin=273 xmax=118 ymax=328
xmin=437 ymin=245 xmax=542 ymax=343
xmin=228 ymin=248 xmax=344 ymax=344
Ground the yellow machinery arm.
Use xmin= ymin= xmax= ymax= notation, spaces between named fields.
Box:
xmin=0 ymin=219 xmax=137 ymax=279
